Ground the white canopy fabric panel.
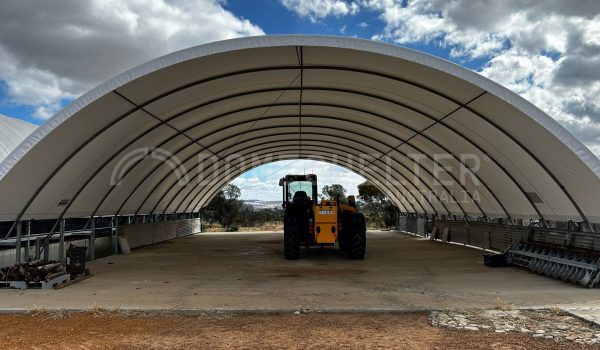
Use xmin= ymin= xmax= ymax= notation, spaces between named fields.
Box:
xmin=0 ymin=115 xmax=37 ymax=162
xmin=0 ymin=35 xmax=599 ymax=227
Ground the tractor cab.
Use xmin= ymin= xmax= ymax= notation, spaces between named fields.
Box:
xmin=279 ymin=174 xmax=318 ymax=208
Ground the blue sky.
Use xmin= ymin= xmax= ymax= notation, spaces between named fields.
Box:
xmin=223 ymin=0 xmax=489 ymax=70
xmin=0 ymin=0 xmax=598 ymax=200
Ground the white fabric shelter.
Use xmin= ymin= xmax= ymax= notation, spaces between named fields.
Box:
xmin=0 ymin=115 xmax=36 ymax=162
xmin=0 ymin=35 xmax=598 ymax=226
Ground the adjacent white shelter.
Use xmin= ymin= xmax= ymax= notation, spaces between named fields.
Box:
xmin=0 ymin=115 xmax=37 ymax=162
xmin=0 ymin=35 xmax=598 ymax=227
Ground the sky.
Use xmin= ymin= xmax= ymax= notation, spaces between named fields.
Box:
xmin=0 ymin=0 xmax=599 ymax=200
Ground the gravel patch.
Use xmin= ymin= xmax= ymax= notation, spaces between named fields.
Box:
xmin=430 ymin=309 xmax=600 ymax=346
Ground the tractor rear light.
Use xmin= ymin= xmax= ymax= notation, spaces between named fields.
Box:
xmin=316 ymin=226 xmax=321 ymax=233
xmin=331 ymin=226 xmax=336 ymax=233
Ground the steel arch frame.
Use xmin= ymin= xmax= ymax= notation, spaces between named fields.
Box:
xmin=143 ymin=129 xmax=429 ymax=215
xmin=176 ymin=144 xmax=450 ymax=215
xmin=97 ymin=99 xmax=501 ymax=220
xmin=8 ymin=55 xmax=591 ymax=237
xmin=146 ymin=124 xmax=476 ymax=217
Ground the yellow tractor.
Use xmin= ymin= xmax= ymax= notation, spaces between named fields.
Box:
xmin=279 ymin=174 xmax=366 ymax=260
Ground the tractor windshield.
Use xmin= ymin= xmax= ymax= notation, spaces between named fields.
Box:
xmin=287 ymin=181 xmax=313 ymax=202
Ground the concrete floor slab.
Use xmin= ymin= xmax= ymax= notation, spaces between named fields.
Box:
xmin=1 ymin=231 xmax=598 ymax=311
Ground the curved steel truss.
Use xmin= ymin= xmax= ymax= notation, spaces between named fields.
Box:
xmin=0 ymin=35 xmax=599 ymax=237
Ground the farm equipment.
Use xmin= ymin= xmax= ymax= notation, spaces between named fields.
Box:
xmin=279 ymin=174 xmax=366 ymax=260
xmin=0 ymin=260 xmax=69 ymax=289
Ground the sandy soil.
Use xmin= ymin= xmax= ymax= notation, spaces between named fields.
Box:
xmin=0 ymin=312 xmax=594 ymax=350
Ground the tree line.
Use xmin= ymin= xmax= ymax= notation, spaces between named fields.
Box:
xmin=202 ymin=181 xmax=398 ymax=230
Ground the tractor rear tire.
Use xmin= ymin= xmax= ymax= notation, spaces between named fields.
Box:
xmin=339 ymin=235 xmax=348 ymax=251
xmin=284 ymin=226 xmax=300 ymax=260
xmin=339 ymin=213 xmax=352 ymax=252
xmin=348 ymin=215 xmax=366 ymax=260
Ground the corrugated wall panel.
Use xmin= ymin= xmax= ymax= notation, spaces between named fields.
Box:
xmin=431 ymin=221 xmax=600 ymax=254
xmin=119 ymin=218 xmax=201 ymax=249
xmin=417 ymin=217 xmax=425 ymax=235
xmin=121 ymin=224 xmax=153 ymax=248
xmin=433 ymin=220 xmax=526 ymax=252
xmin=407 ymin=216 xmax=418 ymax=233
xmin=399 ymin=216 xmax=407 ymax=232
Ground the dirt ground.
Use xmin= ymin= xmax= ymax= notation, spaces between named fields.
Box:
xmin=0 ymin=312 xmax=595 ymax=350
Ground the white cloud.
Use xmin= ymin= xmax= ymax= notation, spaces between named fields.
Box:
xmin=32 ymin=103 xmax=63 ymax=120
xmin=358 ymin=0 xmax=600 ymax=156
xmin=363 ymin=0 xmax=579 ymax=59
xmin=231 ymin=160 xmax=366 ymax=201
xmin=279 ymin=0 xmax=359 ymax=22
xmin=279 ymin=0 xmax=600 ymax=156
xmin=0 ymin=0 xmax=264 ymax=120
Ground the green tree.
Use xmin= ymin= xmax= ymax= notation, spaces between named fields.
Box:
xmin=204 ymin=184 xmax=242 ymax=229
xmin=357 ymin=181 xmax=397 ymax=228
xmin=238 ymin=205 xmax=284 ymax=227
xmin=322 ymin=184 xmax=347 ymax=203
xmin=357 ymin=181 xmax=386 ymax=202
xmin=204 ymin=183 xmax=285 ymax=230
xmin=383 ymin=204 xmax=399 ymax=228
xmin=223 ymin=183 xmax=241 ymax=200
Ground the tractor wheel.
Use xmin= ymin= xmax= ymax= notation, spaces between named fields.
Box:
xmin=339 ymin=234 xmax=348 ymax=251
xmin=339 ymin=213 xmax=352 ymax=251
xmin=284 ymin=225 xmax=300 ymax=260
xmin=348 ymin=214 xmax=366 ymax=260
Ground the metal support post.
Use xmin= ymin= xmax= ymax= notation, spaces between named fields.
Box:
xmin=114 ymin=215 xmax=119 ymax=255
xmin=43 ymin=237 xmax=49 ymax=261
xmin=59 ymin=219 xmax=65 ymax=263
xmin=90 ymin=217 xmax=96 ymax=260
xmin=24 ymin=220 xmax=31 ymax=261
xmin=110 ymin=216 xmax=115 ymax=253
xmin=35 ymin=237 xmax=41 ymax=260
xmin=15 ymin=221 xmax=22 ymax=263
